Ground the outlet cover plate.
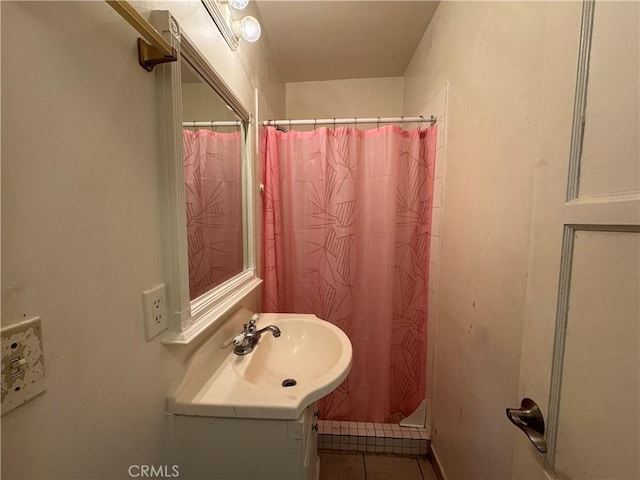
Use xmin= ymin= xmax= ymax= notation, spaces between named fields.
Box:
xmin=1 ymin=317 xmax=46 ymax=415
xmin=142 ymin=284 xmax=168 ymax=341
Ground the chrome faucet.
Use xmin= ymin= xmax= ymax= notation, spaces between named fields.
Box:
xmin=232 ymin=315 xmax=281 ymax=355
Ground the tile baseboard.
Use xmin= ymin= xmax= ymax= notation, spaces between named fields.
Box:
xmin=317 ymin=420 xmax=429 ymax=456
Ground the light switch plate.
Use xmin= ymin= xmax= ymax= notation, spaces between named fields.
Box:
xmin=1 ymin=317 xmax=46 ymax=415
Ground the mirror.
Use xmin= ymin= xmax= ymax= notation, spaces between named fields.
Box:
xmin=180 ymin=59 xmax=245 ymax=301
xmin=151 ymin=10 xmax=259 ymax=344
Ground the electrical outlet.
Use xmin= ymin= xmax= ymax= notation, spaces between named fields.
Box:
xmin=142 ymin=284 xmax=168 ymax=341
xmin=1 ymin=317 xmax=46 ymax=415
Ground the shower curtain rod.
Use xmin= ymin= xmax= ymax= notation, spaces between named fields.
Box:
xmin=183 ymin=121 xmax=242 ymax=127
xmin=263 ymin=115 xmax=436 ymax=127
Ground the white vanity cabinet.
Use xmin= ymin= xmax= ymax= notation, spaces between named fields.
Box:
xmin=167 ymin=403 xmax=319 ymax=480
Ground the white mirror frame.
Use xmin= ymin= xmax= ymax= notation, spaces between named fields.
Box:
xmin=150 ymin=11 xmax=261 ymax=345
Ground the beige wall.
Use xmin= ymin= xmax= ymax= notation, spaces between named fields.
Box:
xmin=0 ymin=1 xmax=283 ymax=478
xmin=285 ymin=77 xmax=404 ymax=128
xmin=403 ymin=2 xmax=550 ymax=478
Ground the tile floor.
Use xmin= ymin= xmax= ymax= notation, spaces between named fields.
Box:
xmin=319 ymin=452 xmax=437 ymax=480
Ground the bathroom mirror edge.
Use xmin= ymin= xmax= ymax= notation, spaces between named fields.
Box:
xmin=150 ymin=10 xmax=260 ymax=345
xmin=201 ymin=0 xmax=240 ymax=51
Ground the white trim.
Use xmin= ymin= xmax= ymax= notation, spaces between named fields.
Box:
xmin=566 ymin=0 xmax=595 ymax=201
xmin=244 ymin=120 xmax=256 ymax=272
xmin=201 ymin=0 xmax=239 ymax=51
xmin=162 ymin=274 xmax=262 ymax=345
xmin=151 ymin=11 xmax=192 ymax=331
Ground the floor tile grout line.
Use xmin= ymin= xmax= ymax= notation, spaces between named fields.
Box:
xmin=416 ymin=458 xmax=425 ymax=480
xmin=417 ymin=456 xmax=427 ymax=480
xmin=362 ymin=453 xmax=368 ymax=480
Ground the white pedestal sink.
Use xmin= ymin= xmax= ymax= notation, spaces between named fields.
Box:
xmin=166 ymin=312 xmax=352 ymax=479
xmin=168 ymin=313 xmax=353 ymax=420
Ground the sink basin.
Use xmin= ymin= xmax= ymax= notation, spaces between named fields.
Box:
xmin=167 ymin=313 xmax=352 ymax=420
xmin=232 ymin=317 xmax=346 ymax=387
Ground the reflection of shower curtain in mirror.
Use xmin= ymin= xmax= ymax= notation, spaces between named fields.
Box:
xmin=262 ymin=125 xmax=437 ymax=423
xmin=183 ymin=129 xmax=243 ymax=300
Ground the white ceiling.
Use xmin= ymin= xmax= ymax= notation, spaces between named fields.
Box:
xmin=254 ymin=1 xmax=440 ymax=83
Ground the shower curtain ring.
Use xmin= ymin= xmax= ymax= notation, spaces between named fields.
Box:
xmin=377 ymin=117 xmax=381 ymax=129
xmin=333 ymin=117 xmax=336 ymax=129
xmin=418 ymin=115 xmax=424 ymax=130
xmin=400 ymin=116 xmax=404 ymax=129
xmin=314 ymin=118 xmax=317 ymax=130
xmin=288 ymin=119 xmax=292 ymax=129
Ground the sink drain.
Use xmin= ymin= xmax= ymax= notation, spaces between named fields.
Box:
xmin=282 ymin=378 xmax=297 ymax=387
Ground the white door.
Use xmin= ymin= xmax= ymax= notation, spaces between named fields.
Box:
xmin=512 ymin=1 xmax=640 ymax=478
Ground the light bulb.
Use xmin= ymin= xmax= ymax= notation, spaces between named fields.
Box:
xmin=228 ymin=0 xmax=249 ymax=10
xmin=232 ymin=16 xmax=261 ymax=43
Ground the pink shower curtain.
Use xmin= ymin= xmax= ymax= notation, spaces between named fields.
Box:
xmin=184 ymin=129 xmax=243 ymax=300
xmin=262 ymin=125 xmax=437 ymax=422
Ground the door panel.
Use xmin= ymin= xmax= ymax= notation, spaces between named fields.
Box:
xmin=555 ymin=230 xmax=640 ymax=479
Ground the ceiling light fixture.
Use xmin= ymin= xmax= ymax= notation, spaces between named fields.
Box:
xmin=227 ymin=0 xmax=249 ymax=10
xmin=202 ymin=0 xmax=261 ymax=49
xmin=232 ymin=16 xmax=261 ymax=43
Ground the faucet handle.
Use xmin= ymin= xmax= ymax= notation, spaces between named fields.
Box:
xmin=221 ymin=331 xmax=246 ymax=348
xmin=232 ymin=333 xmax=246 ymax=346
xmin=247 ymin=314 xmax=260 ymax=333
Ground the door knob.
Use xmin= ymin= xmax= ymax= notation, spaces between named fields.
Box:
xmin=506 ymin=398 xmax=548 ymax=453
